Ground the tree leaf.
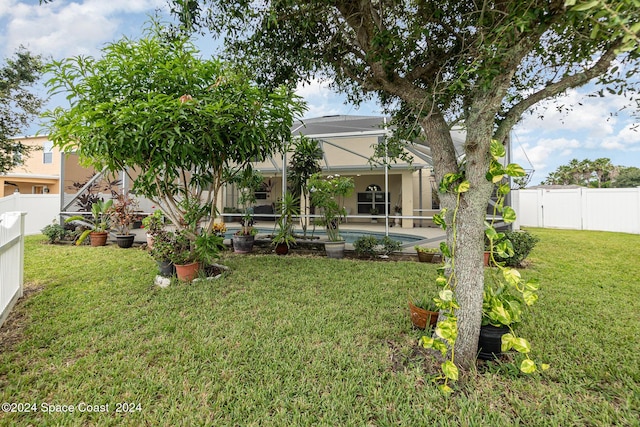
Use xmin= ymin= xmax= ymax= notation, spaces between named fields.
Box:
xmin=441 ymin=360 xmax=459 ymax=381
xmin=456 ymin=180 xmax=470 ymax=193
xmin=505 ymin=163 xmax=526 ymax=177
xmin=570 ymin=0 xmax=600 ymax=12
xmin=502 ymin=206 xmax=517 ymax=223
xmin=490 ymin=139 xmax=506 ymax=159
xmin=520 ymin=359 xmax=537 ymax=374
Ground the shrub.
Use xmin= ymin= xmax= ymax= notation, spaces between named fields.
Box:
xmin=353 ymin=235 xmax=379 ymax=258
xmin=380 ymin=236 xmax=401 ymax=255
xmin=353 ymin=235 xmax=402 ymax=258
xmin=41 ymin=222 xmax=68 ymax=244
xmin=495 ymin=230 xmax=539 ymax=266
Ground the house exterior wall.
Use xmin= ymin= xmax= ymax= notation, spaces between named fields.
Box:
xmin=247 ymin=129 xmax=434 ymax=228
xmin=1 ymin=135 xmax=61 ymax=197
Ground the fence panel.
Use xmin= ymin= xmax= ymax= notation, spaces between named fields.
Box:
xmin=0 ymin=212 xmax=25 ymax=329
xmin=583 ymin=188 xmax=640 ymax=234
xmin=513 ymin=188 xmax=640 ymax=234
xmin=0 ymin=194 xmax=60 ymax=235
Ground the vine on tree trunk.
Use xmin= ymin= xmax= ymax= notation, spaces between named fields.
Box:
xmin=421 ymin=140 xmax=548 ymax=394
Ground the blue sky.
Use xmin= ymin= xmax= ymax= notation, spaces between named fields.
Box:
xmin=2 ymin=0 xmax=639 ymax=185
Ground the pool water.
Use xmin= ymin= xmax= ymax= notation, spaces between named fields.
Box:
xmin=225 ymin=227 xmax=422 ymax=245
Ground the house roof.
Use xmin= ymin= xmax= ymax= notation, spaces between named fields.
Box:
xmin=293 ymin=115 xmax=388 ymax=137
xmin=292 ymin=115 xmax=466 ymax=168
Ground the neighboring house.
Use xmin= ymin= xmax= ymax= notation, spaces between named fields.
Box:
xmin=1 ymin=135 xmax=60 ymax=197
xmin=1 ymin=135 xmax=112 ymax=210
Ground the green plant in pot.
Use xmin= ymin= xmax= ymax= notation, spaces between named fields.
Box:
xmin=108 ymin=193 xmax=139 ymax=248
xmin=309 ymin=173 xmax=354 ymax=258
xmin=142 ymin=210 xmax=165 ymax=248
xmin=232 ymin=169 xmax=263 ymax=253
xmin=64 ymin=199 xmax=113 ymax=246
xmin=149 ymin=230 xmax=177 ymax=277
xmin=369 ymin=207 xmax=379 ymax=223
xmin=167 ymin=230 xmax=224 ymax=281
xmin=420 ymin=140 xmax=547 ymax=393
xmin=409 ymin=295 xmax=439 ymax=329
xmin=415 ymin=246 xmax=441 ymax=263
xmin=272 ymin=193 xmax=299 ymax=255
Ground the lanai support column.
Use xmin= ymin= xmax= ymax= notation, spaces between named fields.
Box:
xmin=401 ymin=170 xmax=414 ymax=229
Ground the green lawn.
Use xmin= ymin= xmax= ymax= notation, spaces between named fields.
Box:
xmin=0 ymin=228 xmax=638 ymax=426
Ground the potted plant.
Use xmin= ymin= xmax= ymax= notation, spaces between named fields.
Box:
xmin=369 ymin=207 xmax=379 ymax=223
xmin=309 ymin=173 xmax=355 ymax=258
xmin=142 ymin=210 xmax=165 ymax=249
xmin=232 ymin=169 xmax=263 ymax=254
xmin=393 ymin=205 xmax=402 ymax=227
xmin=108 ymin=193 xmax=139 ymax=248
xmin=409 ymin=296 xmax=439 ymax=329
xmin=478 ymin=274 xmax=539 ymax=361
xmin=271 ymin=193 xmax=299 ymax=255
xmin=168 ymin=230 xmax=225 ymax=281
xmin=212 ymin=221 xmax=227 ymax=238
xmin=149 ymin=230 xmax=177 ymax=277
xmin=64 ymin=199 xmax=113 ymax=246
xmin=415 ymin=246 xmax=440 ymax=263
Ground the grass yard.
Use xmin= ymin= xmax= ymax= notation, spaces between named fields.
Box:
xmin=0 ymin=228 xmax=639 ymax=426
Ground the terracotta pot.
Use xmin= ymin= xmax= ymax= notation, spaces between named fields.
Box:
xmin=274 ymin=243 xmax=289 ymax=255
xmin=408 ymin=301 xmax=439 ymax=329
xmin=89 ymin=231 xmax=108 ymax=247
xmin=484 ymin=251 xmax=491 ymax=266
xmin=417 ymin=251 xmax=436 ymax=263
xmin=115 ymin=234 xmax=135 ymax=248
xmin=175 ymin=262 xmax=200 ymax=282
xmin=477 ymin=325 xmax=509 ymax=360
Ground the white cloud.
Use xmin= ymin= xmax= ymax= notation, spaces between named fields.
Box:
xmin=1 ymin=0 xmax=167 ymax=58
xmin=512 ymin=137 xmax=581 ymax=172
xmin=296 ymin=78 xmax=380 ymax=119
xmin=601 ymin=124 xmax=640 ymax=150
xmin=515 ymin=88 xmax=628 ymax=139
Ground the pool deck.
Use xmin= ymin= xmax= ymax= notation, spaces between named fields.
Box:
xmin=127 ymin=220 xmax=446 ymax=254
xmin=249 ymin=220 xmax=446 ymax=253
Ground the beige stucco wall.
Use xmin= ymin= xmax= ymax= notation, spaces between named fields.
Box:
xmin=1 ymin=135 xmax=61 ymax=197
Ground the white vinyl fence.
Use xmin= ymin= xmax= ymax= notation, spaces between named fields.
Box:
xmin=513 ymin=187 xmax=640 ymax=234
xmin=0 ymin=212 xmax=26 ymax=329
xmin=0 ymin=193 xmax=61 ymax=235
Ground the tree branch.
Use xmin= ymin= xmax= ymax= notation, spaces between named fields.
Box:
xmin=495 ymin=40 xmax=623 ymax=143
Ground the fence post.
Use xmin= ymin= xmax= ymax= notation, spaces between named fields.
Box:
xmin=0 ymin=212 xmax=26 ymax=328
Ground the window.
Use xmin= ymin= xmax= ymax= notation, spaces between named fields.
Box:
xmin=43 ymin=141 xmax=53 ymax=164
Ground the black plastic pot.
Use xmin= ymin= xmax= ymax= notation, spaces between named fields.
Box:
xmin=157 ymin=260 xmax=175 ymax=277
xmin=115 ymin=234 xmax=135 ymax=249
xmin=477 ymin=325 xmax=509 ymax=360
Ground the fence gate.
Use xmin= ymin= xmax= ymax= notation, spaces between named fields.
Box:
xmin=0 ymin=212 xmax=26 ymax=329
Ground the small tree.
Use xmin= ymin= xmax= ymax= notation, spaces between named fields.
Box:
xmin=43 ymin=24 xmax=305 ymax=236
xmin=287 ymin=135 xmax=323 ymax=236
xmin=0 ymin=48 xmax=44 ymax=174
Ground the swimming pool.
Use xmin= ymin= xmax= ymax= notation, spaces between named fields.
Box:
xmin=225 ymin=227 xmax=422 ymax=246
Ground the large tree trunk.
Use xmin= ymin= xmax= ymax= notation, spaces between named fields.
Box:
xmin=420 ymin=113 xmax=494 ymax=369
